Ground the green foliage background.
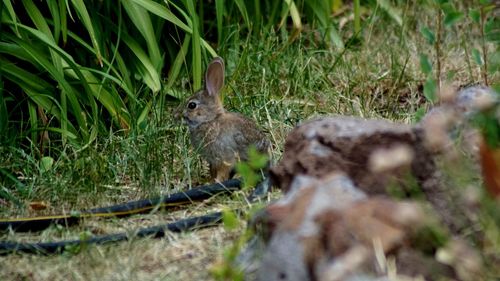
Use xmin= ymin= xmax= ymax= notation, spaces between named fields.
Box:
xmin=0 ymin=0 xmax=414 ymax=147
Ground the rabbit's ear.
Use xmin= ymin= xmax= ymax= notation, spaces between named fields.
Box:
xmin=205 ymin=57 xmax=225 ymax=96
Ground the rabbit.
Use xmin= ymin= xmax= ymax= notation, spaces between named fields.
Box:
xmin=181 ymin=57 xmax=270 ymax=182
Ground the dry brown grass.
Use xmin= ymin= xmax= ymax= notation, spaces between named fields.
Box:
xmin=0 ymin=226 xmax=238 ymax=281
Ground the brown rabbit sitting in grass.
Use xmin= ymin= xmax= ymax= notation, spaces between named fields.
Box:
xmin=181 ymin=57 xmax=270 ymax=182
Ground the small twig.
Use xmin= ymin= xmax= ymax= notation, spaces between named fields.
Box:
xmin=435 ymin=8 xmax=442 ymax=92
xmin=480 ymin=6 xmax=489 ymax=86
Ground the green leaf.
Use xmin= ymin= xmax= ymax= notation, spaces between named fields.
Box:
xmin=420 ymin=26 xmax=436 ymax=45
xmin=443 ymin=11 xmax=464 ymax=27
xmin=235 ymin=162 xmax=260 ymax=190
xmin=222 ymin=209 xmax=239 ymax=230
xmin=484 ymin=17 xmax=499 ymax=43
xmin=419 ymin=54 xmax=433 ymax=75
xmin=413 ymin=106 xmax=427 ymax=123
xmin=472 ymin=48 xmax=483 ymax=66
xmin=40 ymin=156 xmax=54 ymax=173
xmin=423 ymin=78 xmax=437 ymax=103
xmin=469 ymin=9 xmax=480 ymax=24
xmin=247 ymin=146 xmax=269 ymax=170
xmin=439 ymin=2 xmax=453 ymax=13
xmin=488 ymin=49 xmax=499 ymax=74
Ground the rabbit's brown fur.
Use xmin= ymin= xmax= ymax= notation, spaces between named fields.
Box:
xmin=181 ymin=57 xmax=270 ymax=181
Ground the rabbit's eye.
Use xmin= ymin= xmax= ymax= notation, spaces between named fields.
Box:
xmin=187 ymin=102 xmax=197 ymax=109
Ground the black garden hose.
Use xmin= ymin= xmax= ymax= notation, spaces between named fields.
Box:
xmin=0 ymin=211 xmax=224 ymax=255
xmin=0 ymin=177 xmax=271 ymax=255
xmin=0 ymin=179 xmax=241 ymax=232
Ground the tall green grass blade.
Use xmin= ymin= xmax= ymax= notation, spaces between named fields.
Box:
xmin=354 ymin=0 xmax=361 ymax=34
xmin=0 ymin=75 xmax=7 ymax=136
xmin=165 ymin=0 xmax=193 ymax=28
xmin=185 ymin=0 xmax=202 ymax=90
xmin=122 ymin=34 xmax=161 ymax=93
xmin=114 ymin=51 xmax=134 ymax=97
xmin=328 ymin=24 xmax=344 ymax=49
xmin=2 ymin=0 xmax=19 ymax=35
xmin=47 ymin=0 xmax=61 ymax=43
xmin=283 ymin=0 xmax=302 ymax=30
xmin=135 ymin=0 xmax=190 ymax=31
xmin=70 ymin=0 xmax=103 ymax=66
xmin=253 ymin=0 xmax=261 ymax=31
xmin=137 ymin=100 xmax=152 ymax=128
xmin=122 ymin=0 xmax=163 ymax=71
xmin=265 ymin=1 xmax=282 ymax=31
xmin=305 ymin=0 xmax=329 ymax=27
xmin=234 ymin=0 xmax=250 ymax=28
xmin=215 ymin=0 xmax=223 ymax=43
xmin=28 ymin=101 xmax=38 ymax=145
xmin=58 ymin=0 xmax=68 ymax=44
xmin=376 ymin=0 xmax=403 ymax=26
xmin=166 ymin=34 xmax=190 ymax=90
xmin=305 ymin=0 xmax=343 ymax=48
xmin=42 ymin=126 xmax=78 ymax=140
xmin=0 ymin=41 xmax=30 ymax=63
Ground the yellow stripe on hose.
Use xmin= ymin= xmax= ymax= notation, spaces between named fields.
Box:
xmin=0 ymin=201 xmax=189 ymax=223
